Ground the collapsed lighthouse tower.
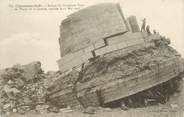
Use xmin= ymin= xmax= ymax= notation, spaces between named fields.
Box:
xmin=57 ymin=3 xmax=146 ymax=72
xmin=52 ymin=3 xmax=184 ymax=108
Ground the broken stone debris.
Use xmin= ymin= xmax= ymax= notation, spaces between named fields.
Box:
xmin=0 ymin=62 xmax=75 ymax=115
xmin=0 ymin=61 xmax=48 ymax=115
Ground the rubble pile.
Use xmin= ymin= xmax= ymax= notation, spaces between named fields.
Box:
xmin=43 ymin=71 xmax=63 ymax=90
xmin=0 ymin=62 xmax=48 ymax=115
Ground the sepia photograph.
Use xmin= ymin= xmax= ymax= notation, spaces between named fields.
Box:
xmin=0 ymin=0 xmax=184 ymax=117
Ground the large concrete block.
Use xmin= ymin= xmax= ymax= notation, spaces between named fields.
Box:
xmin=59 ymin=3 xmax=128 ymax=56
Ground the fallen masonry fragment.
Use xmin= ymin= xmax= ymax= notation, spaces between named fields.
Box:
xmin=50 ymin=3 xmax=184 ymax=108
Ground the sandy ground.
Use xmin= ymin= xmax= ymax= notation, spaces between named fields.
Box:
xmin=3 ymin=78 xmax=184 ymax=117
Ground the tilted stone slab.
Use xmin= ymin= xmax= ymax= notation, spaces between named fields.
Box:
xmin=59 ymin=3 xmax=128 ymax=56
xmin=100 ymin=57 xmax=180 ymax=103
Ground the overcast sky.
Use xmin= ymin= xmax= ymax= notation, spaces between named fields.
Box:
xmin=0 ymin=0 xmax=184 ymax=71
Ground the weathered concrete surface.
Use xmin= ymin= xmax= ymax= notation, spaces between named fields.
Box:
xmin=57 ymin=3 xmax=148 ymax=72
xmin=59 ymin=3 xmax=128 ymax=57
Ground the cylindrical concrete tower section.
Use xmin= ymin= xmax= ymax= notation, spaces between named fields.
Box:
xmin=59 ymin=3 xmax=128 ymax=57
xmin=127 ymin=16 xmax=140 ymax=32
xmin=57 ymin=3 xmax=144 ymax=72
